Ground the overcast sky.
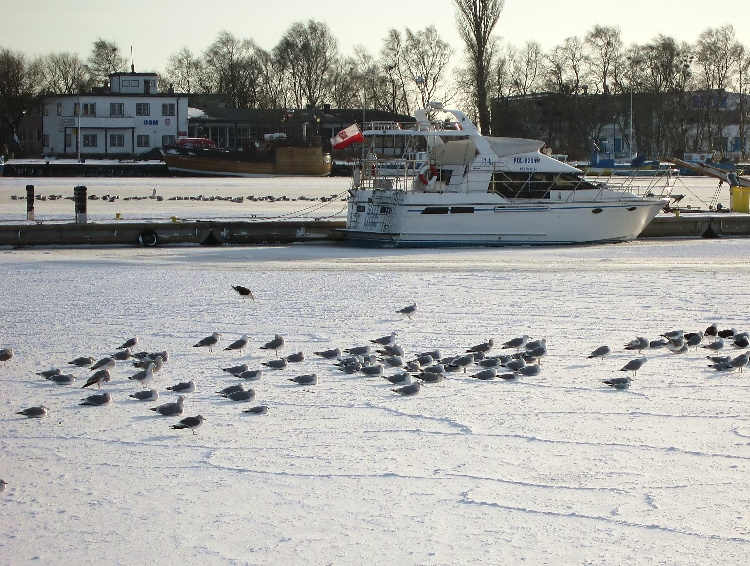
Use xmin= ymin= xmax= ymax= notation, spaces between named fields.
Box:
xmin=1 ymin=0 xmax=742 ymax=73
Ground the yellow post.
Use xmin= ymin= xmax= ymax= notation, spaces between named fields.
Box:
xmin=730 ymin=186 xmax=750 ymax=213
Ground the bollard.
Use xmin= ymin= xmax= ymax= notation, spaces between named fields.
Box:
xmin=26 ymin=185 xmax=34 ymax=221
xmin=74 ymin=185 xmax=87 ymax=224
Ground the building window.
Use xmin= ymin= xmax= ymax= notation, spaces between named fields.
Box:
xmin=65 ymin=133 xmax=72 ymax=148
xmin=110 ymin=103 xmax=124 ymax=117
xmin=42 ymin=103 xmax=49 ymax=116
xmin=136 ymin=103 xmax=150 ymax=116
xmin=42 ymin=134 xmax=49 ymax=147
xmin=74 ymin=102 xmax=79 ymax=116
xmin=82 ymin=134 xmax=98 ymax=148
xmin=110 ymin=133 xmax=125 ymax=148
xmin=82 ymin=103 xmax=96 ymax=117
xmin=161 ymin=103 xmax=175 ymax=116
xmin=137 ymin=134 xmax=150 ymax=148
xmin=162 ymin=135 xmax=175 ymax=147
xmin=56 ymin=102 xmax=62 ymax=116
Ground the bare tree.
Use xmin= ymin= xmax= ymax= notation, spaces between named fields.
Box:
xmin=164 ymin=48 xmax=201 ymax=93
xmin=327 ymin=56 xmax=362 ymax=109
xmin=377 ymin=30 xmax=410 ymax=114
xmin=202 ymin=31 xmax=264 ymax=107
xmin=585 ymin=25 xmax=622 ymax=94
xmin=0 ymin=48 xmax=42 ymax=154
xmin=38 ymin=52 xmax=84 ymax=94
xmin=509 ymin=40 xmax=542 ymax=95
xmin=402 ymin=26 xmax=454 ymax=111
xmin=274 ymin=20 xmax=338 ymax=108
xmin=454 ymin=0 xmax=504 ymax=133
xmin=87 ymin=38 xmax=127 ymax=84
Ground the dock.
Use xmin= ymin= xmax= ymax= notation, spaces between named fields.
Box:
xmin=2 ymin=213 xmax=750 ymax=247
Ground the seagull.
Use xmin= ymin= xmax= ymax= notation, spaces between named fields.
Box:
xmin=262 ymin=358 xmax=287 ymax=370
xmin=734 ymin=336 xmax=750 ymax=349
xmin=449 ymin=354 xmax=474 ymax=372
xmin=222 ymin=363 xmax=249 ymax=376
xmin=588 ymin=345 xmax=611 ymax=360
xmin=517 ymin=364 xmax=542 ymax=376
xmin=194 ymin=332 xmax=221 ymax=352
xmin=0 ymin=347 xmax=13 ymax=361
xmin=171 ymin=415 xmax=205 ymax=435
xmin=314 ymin=347 xmax=341 ymax=359
xmin=260 ymin=334 xmax=284 ymax=357
xmin=224 ymin=334 xmax=249 ymax=352
xmin=383 ymin=372 xmax=412 ymax=385
xmin=69 ymin=356 xmax=95 ymax=367
xmin=112 ymin=348 xmax=133 ymax=361
xmin=392 ymin=381 xmax=421 ymax=395
xmin=620 ymin=357 xmax=647 ymax=376
xmin=128 ymin=363 xmax=155 ymax=387
xmin=371 ymin=332 xmax=398 ymax=346
xmin=705 ymin=323 xmax=718 ymax=338
xmin=226 ymin=389 xmax=256 ymax=401
xmin=624 ymin=337 xmax=649 ymax=352
xmin=150 ymin=395 xmax=185 ymax=416
xmin=82 ymin=369 xmax=111 ymax=389
xmin=231 ymin=285 xmax=256 ymax=301
xmin=501 ymin=335 xmax=529 ymax=349
xmin=80 ymin=392 xmax=112 ymax=406
xmin=470 ymin=368 xmax=497 ymax=380
xmin=117 ymin=337 xmax=138 ymax=350
xmin=603 ymin=377 xmax=632 ymax=390
xmin=467 ymin=338 xmax=494 ymax=354
xmin=344 ymin=345 xmax=370 ymax=356
xmin=731 ymin=352 xmax=750 ymax=372
xmin=379 ymin=344 xmax=405 ymax=358
xmin=129 ymin=389 xmax=159 ymax=401
xmin=90 ymin=357 xmax=115 ymax=371
xmin=166 ymin=380 xmax=196 ymax=393
xmin=382 ymin=355 xmax=404 ymax=368
xmin=133 ymin=355 xmax=164 ymax=372
xmin=37 ymin=368 xmax=62 ymax=378
xmin=397 ymin=302 xmax=417 ymax=319
xmin=243 ymin=405 xmax=269 ymax=414
xmin=285 ymin=351 xmax=305 ymax=363
xmin=17 ymin=405 xmax=49 ymax=418
xmin=288 ymin=374 xmax=318 ymax=385
xmin=218 ymin=384 xmax=245 ymax=397
xmin=46 ymin=373 xmax=77 ymax=385
xmin=238 ymin=369 xmax=263 ymax=380
xmin=361 ymin=364 xmax=384 ymax=376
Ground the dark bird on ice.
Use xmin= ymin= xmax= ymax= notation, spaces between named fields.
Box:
xmin=232 ymin=285 xmax=255 ymax=301
xmin=171 ymin=415 xmax=205 ymax=434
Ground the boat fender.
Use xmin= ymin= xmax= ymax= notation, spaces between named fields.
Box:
xmin=418 ymin=164 xmax=437 ymax=185
xmin=139 ymin=230 xmax=159 ymax=247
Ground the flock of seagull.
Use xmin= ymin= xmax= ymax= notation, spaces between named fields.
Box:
xmin=6 ymin=284 xmax=750 ymax=452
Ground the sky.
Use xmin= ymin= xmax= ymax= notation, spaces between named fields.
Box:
xmin=0 ymin=0 xmax=745 ymax=74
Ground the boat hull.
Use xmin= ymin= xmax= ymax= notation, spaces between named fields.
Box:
xmin=164 ymin=147 xmax=331 ymax=177
xmin=344 ymin=191 xmax=666 ymax=247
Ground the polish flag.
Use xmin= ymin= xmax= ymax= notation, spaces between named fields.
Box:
xmin=330 ymin=124 xmax=365 ymax=149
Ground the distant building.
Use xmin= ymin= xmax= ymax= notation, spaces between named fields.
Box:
xmin=41 ymin=72 xmax=188 ymax=159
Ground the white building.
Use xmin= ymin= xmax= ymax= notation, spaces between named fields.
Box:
xmin=42 ymin=72 xmax=188 ymax=158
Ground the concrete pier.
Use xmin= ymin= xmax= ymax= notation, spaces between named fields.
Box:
xmin=1 ymin=213 xmax=750 ymax=248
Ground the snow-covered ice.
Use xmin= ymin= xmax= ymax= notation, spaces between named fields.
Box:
xmin=2 ymin=176 xmax=750 ymax=565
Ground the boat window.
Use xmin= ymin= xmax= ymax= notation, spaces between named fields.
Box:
xmin=450 ymin=206 xmax=474 ymax=214
xmin=439 ymin=169 xmax=453 ymax=185
xmin=489 ymin=172 xmax=597 ymax=199
xmin=356 ymin=205 xmax=365 ymax=212
xmin=421 ymin=207 xmax=450 ymax=214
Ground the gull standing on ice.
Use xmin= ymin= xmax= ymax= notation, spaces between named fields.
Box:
xmin=314 ymin=348 xmax=341 ymax=360
xmin=238 ymin=369 xmax=263 ymax=380
xmin=82 ymin=369 xmax=111 ymax=389
xmin=288 ymin=374 xmax=318 ymax=385
xmin=222 ymin=363 xmax=249 ymax=375
xmin=501 ymin=335 xmax=529 ymax=349
xmin=90 ymin=356 xmax=116 ymax=371
xmin=397 ymin=303 xmax=417 ymax=319
xmin=172 ymin=415 xmax=205 ymax=434
xmin=69 ymin=356 xmax=95 ymax=367
xmin=231 ymin=285 xmax=256 ymax=301
xmin=129 ymin=363 xmax=155 ymax=387
xmin=467 ymin=339 xmax=494 ymax=355
xmin=260 ymin=334 xmax=285 ymax=357
xmin=588 ymin=345 xmax=611 ymax=360
xmin=226 ymin=389 xmax=256 ymax=402
xmin=194 ymin=332 xmax=221 ymax=352
xmin=620 ymin=357 xmax=647 ymax=376
xmin=37 ymin=368 xmax=62 ymax=378
xmin=603 ymin=377 xmax=632 ymax=390
xmin=624 ymin=337 xmax=649 ymax=353
xmin=46 ymin=373 xmax=77 ymax=386
xmin=224 ymin=334 xmax=249 ymax=353
xmin=371 ymin=332 xmax=398 ymax=346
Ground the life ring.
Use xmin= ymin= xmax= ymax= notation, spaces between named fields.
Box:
xmin=418 ymin=164 xmax=437 ymax=185
xmin=139 ymin=230 xmax=159 ymax=247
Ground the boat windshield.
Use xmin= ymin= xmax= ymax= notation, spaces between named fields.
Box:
xmin=490 ymin=172 xmax=600 ymax=199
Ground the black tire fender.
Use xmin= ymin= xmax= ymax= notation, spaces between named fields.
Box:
xmin=139 ymin=230 xmax=158 ymax=247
